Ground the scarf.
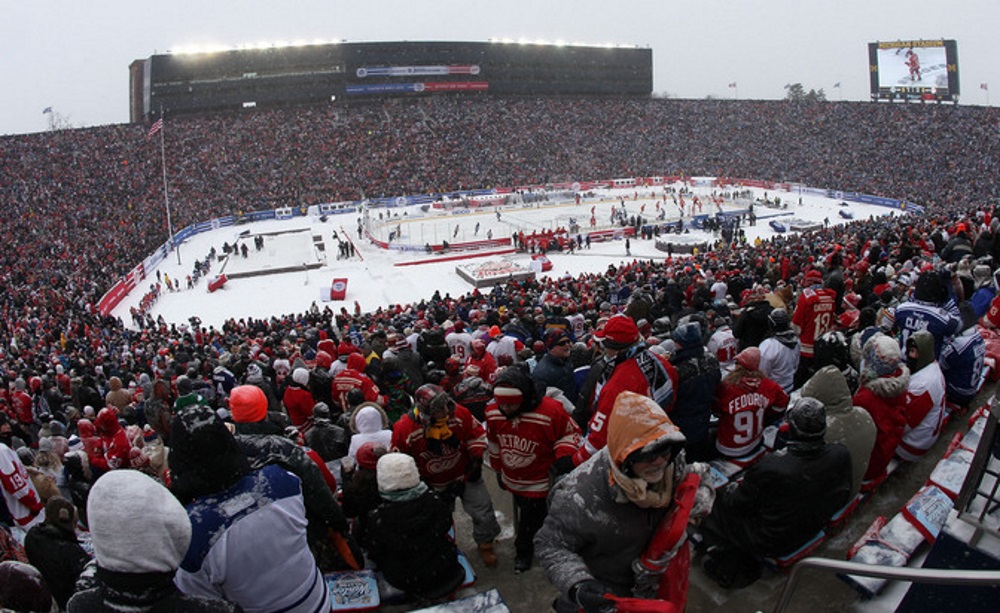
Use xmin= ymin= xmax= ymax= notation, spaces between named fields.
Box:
xmin=380 ymin=481 xmax=429 ymax=502
xmin=609 ymin=459 xmax=675 ymax=509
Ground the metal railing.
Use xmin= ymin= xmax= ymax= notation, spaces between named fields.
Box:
xmin=773 ymin=556 xmax=1000 ymax=613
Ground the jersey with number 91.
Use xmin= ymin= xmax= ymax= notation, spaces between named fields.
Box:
xmin=713 ymin=375 xmax=789 ymax=457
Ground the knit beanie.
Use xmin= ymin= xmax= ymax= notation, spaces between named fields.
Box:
xmin=229 ymin=385 xmax=267 ymax=423
xmin=376 ymin=452 xmax=421 ymax=493
xmin=356 ymin=441 xmax=385 ymax=471
xmin=292 ymin=367 xmax=310 ymax=386
xmin=544 ymin=328 xmax=570 ymax=351
xmin=785 ymin=397 xmax=827 ymax=441
xmin=862 ymin=334 xmax=902 ymax=378
xmin=88 ymin=470 xmax=192 ymax=573
xmin=735 ymin=347 xmax=761 ymax=371
xmin=0 ymin=561 xmax=52 ymax=612
xmin=602 ymin=315 xmax=640 ymax=350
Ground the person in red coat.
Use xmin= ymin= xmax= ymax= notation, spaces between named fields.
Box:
xmin=391 ymin=384 xmax=501 ymax=567
xmin=574 ymin=315 xmax=678 ymax=466
xmin=852 ymin=335 xmax=910 ymax=486
xmin=713 ymin=347 xmax=789 ymax=458
xmin=93 ymin=408 xmax=133 ymax=470
xmin=464 ymin=339 xmax=497 ymax=384
xmin=282 ymin=367 xmax=315 ymax=427
xmin=332 ymin=353 xmax=385 ymax=413
xmin=485 ymin=364 xmax=581 ymax=573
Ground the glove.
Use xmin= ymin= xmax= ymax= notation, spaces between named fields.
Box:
xmin=551 ymin=455 xmax=575 ymax=476
xmin=465 ymin=457 xmax=483 ymax=482
xmin=495 ymin=471 xmax=507 ymax=491
xmin=573 ymin=580 xmax=614 ymax=613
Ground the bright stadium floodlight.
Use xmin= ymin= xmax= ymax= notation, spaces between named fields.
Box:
xmin=555 ymin=40 xmax=567 ymax=47
xmin=518 ymin=37 xmax=530 ymax=45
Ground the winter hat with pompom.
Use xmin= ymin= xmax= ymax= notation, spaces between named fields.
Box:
xmin=862 ymin=335 xmax=902 ymax=378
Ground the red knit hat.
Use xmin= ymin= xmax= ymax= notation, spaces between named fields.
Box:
xmin=356 ymin=441 xmax=383 ymax=470
xmin=230 ymin=385 xmax=267 ymax=423
xmin=803 ymin=269 xmax=824 ymax=287
xmin=735 ymin=347 xmax=761 ymax=371
xmin=602 ymin=315 xmax=640 ymax=350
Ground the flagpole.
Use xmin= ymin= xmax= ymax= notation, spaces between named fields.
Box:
xmin=158 ymin=109 xmax=181 ymax=266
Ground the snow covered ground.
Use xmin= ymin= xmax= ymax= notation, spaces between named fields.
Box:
xmin=112 ymin=181 xmax=905 ymax=329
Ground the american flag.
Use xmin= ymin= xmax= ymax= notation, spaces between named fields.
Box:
xmin=728 ymin=82 xmax=737 ymax=88
xmin=981 ymin=83 xmax=989 ymax=91
xmin=147 ymin=118 xmax=163 ymax=140
xmin=833 ymin=82 xmax=841 ymax=88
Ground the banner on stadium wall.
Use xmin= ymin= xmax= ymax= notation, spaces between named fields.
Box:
xmin=330 ymin=278 xmax=349 ymax=300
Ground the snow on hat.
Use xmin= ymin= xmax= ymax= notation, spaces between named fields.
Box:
xmin=229 ymin=385 xmax=267 ymax=423
xmin=377 ymin=452 xmax=421 ymax=493
xmin=544 ymin=328 xmax=570 ymax=351
xmin=0 ymin=561 xmax=52 ymax=612
xmin=88 ymin=470 xmax=192 ymax=573
xmin=862 ymin=334 xmax=902 ymax=378
xmin=735 ymin=347 xmax=761 ymax=371
xmin=245 ymin=362 xmax=264 ymax=383
xmin=768 ymin=308 xmax=790 ymax=331
xmin=785 ymin=397 xmax=827 ymax=441
xmin=602 ymin=315 xmax=640 ymax=350
xmin=672 ymin=321 xmax=702 ymax=347
xmin=356 ymin=441 xmax=385 ymax=471
xmin=292 ymin=367 xmax=310 ymax=386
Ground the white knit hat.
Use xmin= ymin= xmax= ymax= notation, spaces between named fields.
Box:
xmin=88 ymin=470 xmax=192 ymax=573
xmin=292 ymin=367 xmax=310 ymax=386
xmin=376 ymin=453 xmax=421 ymax=493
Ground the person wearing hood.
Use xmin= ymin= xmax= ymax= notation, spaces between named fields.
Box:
xmin=391 ymin=384 xmax=501 ymax=568
xmin=852 ymin=334 xmax=911 ymax=485
xmin=68 ymin=470 xmax=239 ymax=613
xmin=897 ymin=330 xmax=948 ymax=462
xmin=940 ymin=302 xmax=987 ymax=412
xmin=668 ymin=321 xmax=722 ymax=460
xmin=305 ymin=402 xmax=349 ymax=462
xmin=347 ymin=402 xmax=393 ymax=462
xmin=801 ymin=365 xmax=877 ymax=498
xmin=485 ymin=364 xmax=581 ymax=573
xmin=24 ymin=496 xmax=90 ymax=609
xmin=282 ymin=367 xmax=315 ymax=428
xmin=535 ymin=391 xmax=714 ymax=613
xmin=169 ymin=405 xmax=330 ymax=612
xmin=758 ymin=309 xmax=800 ymax=394
xmin=93 ymin=408 xmax=139 ymax=471
xmin=699 ymin=397 xmax=852 ymax=589
xmin=364 ymin=452 xmax=466 ymax=603
xmin=713 ymin=347 xmax=789 ymax=459
xmin=332 ymin=353 xmax=386 ymax=415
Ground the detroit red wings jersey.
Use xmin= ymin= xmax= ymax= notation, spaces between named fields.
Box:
xmin=484 ymin=396 xmax=581 ymax=498
xmin=713 ymin=375 xmax=789 ymax=457
xmin=792 ymin=287 xmax=838 ymax=357
xmin=391 ymin=404 xmax=486 ymax=488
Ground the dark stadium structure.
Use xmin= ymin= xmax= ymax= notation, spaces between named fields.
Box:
xmin=129 ymin=41 xmax=652 ymax=122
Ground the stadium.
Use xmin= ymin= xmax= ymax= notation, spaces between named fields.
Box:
xmin=2 ymin=38 xmax=1000 ymax=613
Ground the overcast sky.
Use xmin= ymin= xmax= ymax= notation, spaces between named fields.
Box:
xmin=1 ymin=0 xmax=995 ymax=136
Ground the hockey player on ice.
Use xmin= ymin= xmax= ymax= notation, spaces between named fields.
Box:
xmin=905 ymin=50 xmax=921 ymax=81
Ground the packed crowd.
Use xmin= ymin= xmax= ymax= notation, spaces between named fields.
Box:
xmin=2 ymin=95 xmax=1000 ymax=610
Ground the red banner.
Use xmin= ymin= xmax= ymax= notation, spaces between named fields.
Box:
xmin=330 ymin=278 xmax=349 ymax=301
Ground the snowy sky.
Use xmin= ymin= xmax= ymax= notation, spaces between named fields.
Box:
xmin=1 ymin=0 xmax=996 ymax=136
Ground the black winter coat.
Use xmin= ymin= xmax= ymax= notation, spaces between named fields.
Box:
xmin=24 ymin=523 xmax=91 ymax=608
xmin=365 ymin=490 xmax=465 ymax=599
xmin=704 ymin=441 xmax=852 ymax=556
xmin=68 ymin=568 xmax=241 ymax=612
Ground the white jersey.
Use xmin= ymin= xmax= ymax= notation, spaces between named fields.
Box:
xmin=759 ymin=336 xmax=800 ymax=393
xmin=897 ymin=362 xmax=947 ymax=461
xmin=707 ymin=326 xmax=739 ymax=375
xmin=487 ymin=335 xmax=519 ymax=363
xmin=446 ymin=331 xmax=473 ymax=361
xmin=566 ymin=313 xmax=586 ymax=340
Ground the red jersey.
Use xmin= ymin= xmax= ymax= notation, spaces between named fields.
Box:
xmin=713 ymin=375 xmax=788 ymax=457
xmin=484 ymin=396 xmax=581 ymax=497
xmin=331 ymin=369 xmax=383 ymax=412
xmin=282 ymin=386 xmax=315 ymax=427
xmin=792 ymin=287 xmax=838 ymax=357
xmin=391 ymin=404 xmax=486 ymax=488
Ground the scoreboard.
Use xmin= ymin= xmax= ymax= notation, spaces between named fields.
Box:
xmin=868 ymin=40 xmax=959 ymax=102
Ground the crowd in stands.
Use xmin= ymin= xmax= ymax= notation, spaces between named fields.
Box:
xmin=2 ymin=94 xmax=1000 ymax=610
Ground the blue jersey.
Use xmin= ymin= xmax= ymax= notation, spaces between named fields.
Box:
xmin=939 ymin=328 xmax=987 ymax=401
xmin=894 ymin=300 xmax=961 ymax=358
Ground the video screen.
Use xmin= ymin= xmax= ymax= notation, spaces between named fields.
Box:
xmin=869 ymin=40 xmax=959 ymax=102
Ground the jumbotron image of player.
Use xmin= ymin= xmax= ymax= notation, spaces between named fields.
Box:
xmin=905 ymin=49 xmax=922 ymax=81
